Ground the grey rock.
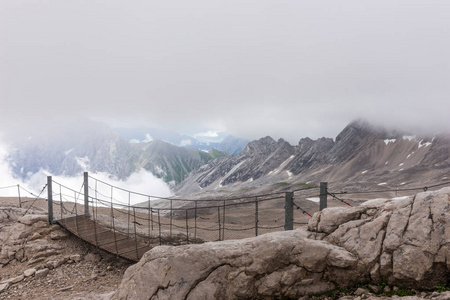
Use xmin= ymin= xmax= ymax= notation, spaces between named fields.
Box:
xmin=354 ymin=288 xmax=369 ymax=296
xmin=23 ymin=268 xmax=36 ymax=277
xmin=18 ymin=215 xmax=48 ymax=226
xmin=0 ymin=282 xmax=10 ymax=293
xmin=49 ymin=230 xmax=68 ymax=240
xmin=35 ymin=268 xmax=49 ymax=279
xmin=113 ymin=187 xmax=450 ymax=299
xmin=84 ymin=253 xmax=101 ymax=263
xmin=70 ymin=254 xmax=82 ymax=262
xmin=112 ymin=231 xmax=357 ymax=300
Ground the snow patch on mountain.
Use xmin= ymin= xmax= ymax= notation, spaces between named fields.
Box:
xmin=403 ymin=135 xmax=416 ymax=141
xmin=384 ymin=139 xmax=396 ymax=145
xmin=418 ymin=140 xmax=432 ymax=148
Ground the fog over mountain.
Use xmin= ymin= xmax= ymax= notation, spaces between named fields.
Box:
xmin=1 ymin=1 xmax=450 ymax=200
xmin=0 ymin=118 xmax=232 ymax=196
xmin=1 ymin=118 xmax=449 ymax=201
xmin=1 ymin=1 xmax=449 ymax=143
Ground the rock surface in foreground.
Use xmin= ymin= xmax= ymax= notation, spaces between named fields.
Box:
xmin=113 ymin=231 xmax=358 ymax=300
xmin=308 ymin=187 xmax=450 ymax=289
xmin=112 ymin=187 xmax=450 ymax=299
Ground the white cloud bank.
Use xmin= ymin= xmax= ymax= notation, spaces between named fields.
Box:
xmin=0 ymin=140 xmax=172 ymax=205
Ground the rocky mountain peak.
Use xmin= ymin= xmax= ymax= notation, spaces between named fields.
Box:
xmin=335 ymin=119 xmax=379 ymax=143
xmin=244 ymin=136 xmax=276 ymax=152
xmin=176 ymin=119 xmax=450 ymax=195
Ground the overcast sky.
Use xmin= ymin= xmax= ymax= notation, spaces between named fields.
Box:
xmin=1 ymin=0 xmax=449 ymax=143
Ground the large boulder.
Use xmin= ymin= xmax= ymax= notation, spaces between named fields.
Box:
xmin=308 ymin=187 xmax=450 ymax=289
xmin=112 ymin=231 xmax=358 ymax=300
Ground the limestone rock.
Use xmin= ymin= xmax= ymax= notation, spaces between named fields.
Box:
xmin=70 ymin=254 xmax=82 ymax=262
xmin=50 ymin=230 xmax=68 ymax=240
xmin=113 ymin=187 xmax=450 ymax=299
xmin=35 ymin=268 xmax=49 ymax=279
xmin=433 ymin=292 xmax=450 ymax=300
xmin=0 ymin=282 xmax=10 ymax=293
xmin=309 ymin=187 xmax=450 ymax=289
xmin=18 ymin=214 xmax=48 ymax=226
xmin=84 ymin=253 xmax=101 ymax=263
xmin=1 ymin=275 xmax=24 ymax=284
xmin=112 ymin=231 xmax=357 ymax=300
xmin=23 ymin=268 xmax=36 ymax=277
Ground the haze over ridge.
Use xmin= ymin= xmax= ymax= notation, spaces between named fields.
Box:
xmin=1 ymin=0 xmax=449 ymax=143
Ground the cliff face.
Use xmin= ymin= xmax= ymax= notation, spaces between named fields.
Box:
xmin=175 ymin=120 xmax=450 ymax=194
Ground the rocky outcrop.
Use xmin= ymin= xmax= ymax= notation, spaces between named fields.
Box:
xmin=0 ymin=208 xmax=68 ymax=269
xmin=112 ymin=231 xmax=358 ymax=300
xmin=0 ymin=206 xmax=131 ymax=299
xmin=113 ymin=187 xmax=450 ymax=299
xmin=308 ymin=187 xmax=450 ymax=289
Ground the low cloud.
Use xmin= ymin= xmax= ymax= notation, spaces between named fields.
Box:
xmin=0 ymin=139 xmax=172 ymax=204
xmin=194 ymin=131 xmax=219 ymax=138
xmin=1 ymin=0 xmax=449 ymax=144
xmin=179 ymin=139 xmax=192 ymax=147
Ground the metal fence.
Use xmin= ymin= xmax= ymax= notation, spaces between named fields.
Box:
xmin=3 ymin=172 xmax=450 ymax=261
xmin=47 ymin=173 xmax=322 ymax=248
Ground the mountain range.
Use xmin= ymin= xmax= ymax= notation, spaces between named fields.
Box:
xmin=174 ymin=120 xmax=450 ymax=195
xmin=4 ymin=119 xmax=449 ymax=196
xmin=4 ymin=120 xmax=241 ymax=186
xmin=115 ymin=127 xmax=248 ymax=154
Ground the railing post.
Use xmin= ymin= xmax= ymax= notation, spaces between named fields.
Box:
xmin=47 ymin=176 xmax=53 ymax=224
xmin=320 ymin=182 xmax=328 ymax=211
xmin=218 ymin=206 xmax=221 ymax=241
xmin=17 ymin=185 xmax=21 ymax=208
xmin=170 ymin=199 xmax=173 ymax=238
xmin=222 ymin=200 xmax=226 ymax=240
xmin=84 ymin=172 xmax=89 ymax=216
xmin=255 ymin=198 xmax=259 ymax=236
xmin=284 ymin=191 xmax=293 ymax=230
xmin=133 ymin=207 xmax=138 ymax=261
xmin=194 ymin=201 xmax=197 ymax=241
xmin=185 ymin=210 xmax=189 ymax=244
xmin=158 ymin=209 xmax=162 ymax=246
